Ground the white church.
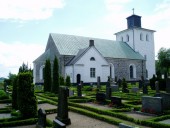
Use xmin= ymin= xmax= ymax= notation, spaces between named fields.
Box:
xmin=33 ymin=13 xmax=155 ymax=84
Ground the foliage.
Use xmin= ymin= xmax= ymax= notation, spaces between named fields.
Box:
xmin=44 ymin=59 xmax=51 ymax=92
xmin=12 ymin=76 xmax=18 ymax=109
xmin=65 ymin=75 xmax=71 ymax=87
xmin=17 ymin=72 xmax=37 ymax=118
xmin=150 ymin=74 xmax=156 ymax=90
xmin=0 ymin=90 xmax=9 ymax=100
xmin=52 ymin=56 xmax=60 ymax=93
xmin=156 ymin=47 xmax=170 ymax=78
xmin=59 ymin=75 xmax=65 ymax=85
xmin=18 ymin=63 xmax=32 ymax=73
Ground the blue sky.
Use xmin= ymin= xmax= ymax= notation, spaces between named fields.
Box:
xmin=0 ymin=0 xmax=170 ymax=77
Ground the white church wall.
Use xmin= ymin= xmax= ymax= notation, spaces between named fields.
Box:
xmin=73 ymin=47 xmax=109 ymax=83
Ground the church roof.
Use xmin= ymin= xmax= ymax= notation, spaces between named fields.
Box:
xmin=50 ymin=33 xmax=144 ymax=60
xmin=33 ymin=49 xmax=56 ymax=62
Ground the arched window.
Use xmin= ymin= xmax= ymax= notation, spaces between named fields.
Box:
xmin=90 ymin=57 xmax=95 ymax=61
xmin=121 ymin=36 xmax=123 ymax=42
xmin=146 ymin=34 xmax=149 ymax=41
xmin=126 ymin=34 xmax=129 ymax=42
xmin=129 ymin=64 xmax=136 ymax=79
xmin=140 ymin=33 xmax=143 ymax=41
xmin=40 ymin=65 xmax=45 ymax=80
xmin=110 ymin=63 xmax=115 ymax=79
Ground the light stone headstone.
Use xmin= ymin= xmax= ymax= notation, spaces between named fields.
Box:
xmin=131 ymin=87 xmax=139 ymax=93
xmin=111 ymin=85 xmax=119 ymax=92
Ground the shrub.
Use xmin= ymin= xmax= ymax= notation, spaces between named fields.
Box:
xmin=0 ymin=90 xmax=9 ymax=100
xmin=52 ymin=56 xmax=59 ymax=93
xmin=17 ymin=72 xmax=37 ymax=118
xmin=65 ymin=75 xmax=71 ymax=87
xmin=59 ymin=75 xmax=65 ymax=85
xmin=12 ymin=76 xmax=18 ymax=109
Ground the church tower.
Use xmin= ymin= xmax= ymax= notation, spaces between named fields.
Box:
xmin=115 ymin=11 xmax=156 ymax=79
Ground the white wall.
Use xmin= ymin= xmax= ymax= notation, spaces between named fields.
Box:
xmin=116 ymin=28 xmax=155 ymax=79
xmin=65 ymin=46 xmax=110 ymax=83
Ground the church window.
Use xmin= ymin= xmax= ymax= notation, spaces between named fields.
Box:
xmin=126 ymin=34 xmax=129 ymax=42
xmin=121 ymin=36 xmax=123 ymax=42
xmin=140 ymin=33 xmax=143 ymax=41
xmin=146 ymin=34 xmax=149 ymax=41
xmin=129 ymin=64 xmax=136 ymax=79
xmin=40 ymin=65 xmax=45 ymax=80
xmin=90 ymin=68 xmax=95 ymax=78
xmin=90 ymin=57 xmax=95 ymax=61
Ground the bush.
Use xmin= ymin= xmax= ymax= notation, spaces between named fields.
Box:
xmin=65 ymin=75 xmax=71 ymax=87
xmin=17 ymin=72 xmax=37 ymax=118
xmin=0 ymin=90 xmax=9 ymax=100
xmin=59 ymin=75 xmax=65 ymax=85
xmin=150 ymin=75 xmax=156 ymax=90
xmin=12 ymin=76 xmax=18 ymax=109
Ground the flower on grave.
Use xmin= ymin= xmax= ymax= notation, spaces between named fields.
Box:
xmin=109 ymin=103 xmax=113 ymax=107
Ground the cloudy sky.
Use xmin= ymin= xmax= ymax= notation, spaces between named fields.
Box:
xmin=0 ymin=0 xmax=170 ymax=78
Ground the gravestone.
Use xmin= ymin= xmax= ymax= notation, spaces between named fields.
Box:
xmin=97 ymin=76 xmax=101 ymax=89
xmin=36 ymin=108 xmax=46 ymax=128
xmin=110 ymin=96 xmax=122 ymax=106
xmin=142 ymin=96 xmax=163 ymax=114
xmin=143 ymin=84 xmax=148 ymax=94
xmin=80 ymin=81 xmax=83 ymax=88
xmin=53 ymin=119 xmax=66 ymax=128
xmin=131 ymin=87 xmax=139 ymax=93
xmin=138 ymin=80 xmax=143 ymax=89
xmin=155 ymin=81 xmax=159 ymax=93
xmin=119 ymin=123 xmax=134 ymax=128
xmin=69 ymin=89 xmax=74 ymax=97
xmin=55 ymin=86 xmax=71 ymax=125
xmin=111 ymin=85 xmax=119 ymax=92
xmin=166 ymin=78 xmax=170 ymax=93
xmin=77 ymin=84 xmax=82 ymax=97
xmin=106 ymin=84 xmax=111 ymax=99
xmin=154 ymin=93 xmax=170 ymax=110
xmin=96 ymin=92 xmax=106 ymax=103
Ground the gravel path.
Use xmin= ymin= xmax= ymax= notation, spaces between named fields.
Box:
xmin=47 ymin=112 xmax=118 ymax=128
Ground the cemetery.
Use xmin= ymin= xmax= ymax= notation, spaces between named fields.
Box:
xmin=1 ymin=74 xmax=170 ymax=128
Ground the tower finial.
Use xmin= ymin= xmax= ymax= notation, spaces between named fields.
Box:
xmin=132 ymin=8 xmax=134 ymax=15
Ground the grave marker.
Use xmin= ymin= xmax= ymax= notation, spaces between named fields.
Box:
xmin=55 ymin=86 xmax=71 ymax=125
xmin=36 ymin=108 xmax=46 ymax=128
xmin=97 ymin=76 xmax=101 ymax=89
xmin=155 ymin=81 xmax=159 ymax=93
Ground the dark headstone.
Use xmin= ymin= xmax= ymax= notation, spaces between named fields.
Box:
xmin=37 ymin=108 xmax=46 ymax=128
xmin=155 ymin=81 xmax=159 ymax=93
xmin=53 ymin=119 xmax=66 ymax=128
xmin=138 ymin=80 xmax=143 ymax=88
xmin=154 ymin=93 xmax=170 ymax=110
xmin=110 ymin=96 xmax=122 ymax=106
xmin=77 ymin=84 xmax=82 ymax=97
xmin=96 ymin=92 xmax=106 ymax=102
xmin=97 ymin=76 xmax=101 ymax=89
xmin=142 ymin=96 xmax=163 ymax=114
xmin=56 ymin=86 xmax=71 ymax=125
xmin=143 ymin=82 xmax=148 ymax=94
xmin=106 ymin=86 xmax=111 ymax=99
xmin=166 ymin=78 xmax=170 ymax=93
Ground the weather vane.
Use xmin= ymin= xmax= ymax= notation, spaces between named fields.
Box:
xmin=132 ymin=8 xmax=134 ymax=15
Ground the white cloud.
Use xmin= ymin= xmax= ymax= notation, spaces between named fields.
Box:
xmin=0 ymin=0 xmax=65 ymax=20
xmin=0 ymin=41 xmax=44 ymax=77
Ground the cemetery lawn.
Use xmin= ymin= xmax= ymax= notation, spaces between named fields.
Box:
xmin=1 ymin=84 xmax=170 ymax=128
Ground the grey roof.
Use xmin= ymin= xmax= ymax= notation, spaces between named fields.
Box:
xmin=33 ymin=49 xmax=55 ymax=63
xmin=50 ymin=33 xmax=144 ymax=60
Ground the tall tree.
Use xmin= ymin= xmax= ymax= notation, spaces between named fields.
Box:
xmin=17 ymin=72 xmax=37 ymax=118
xmin=157 ymin=48 xmax=170 ymax=78
xmin=52 ymin=56 xmax=59 ymax=93
xmin=12 ymin=76 xmax=18 ymax=110
xmin=44 ymin=59 xmax=51 ymax=92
